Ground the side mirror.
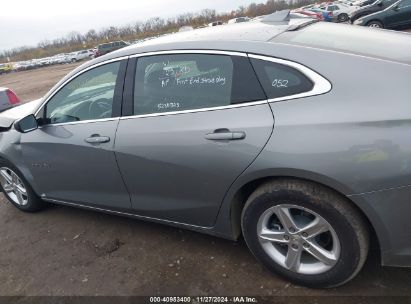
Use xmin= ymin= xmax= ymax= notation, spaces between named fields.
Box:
xmin=392 ymin=4 xmax=399 ymax=10
xmin=14 ymin=114 xmax=38 ymax=133
xmin=377 ymin=1 xmax=383 ymax=6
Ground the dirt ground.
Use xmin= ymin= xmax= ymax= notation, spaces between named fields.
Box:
xmin=0 ymin=63 xmax=82 ymax=102
xmin=1 ymin=54 xmax=411 ymax=297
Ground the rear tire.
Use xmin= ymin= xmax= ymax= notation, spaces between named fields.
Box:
xmin=0 ymin=159 xmax=46 ymax=212
xmin=241 ymin=179 xmax=369 ymax=288
xmin=338 ymin=13 xmax=349 ymax=22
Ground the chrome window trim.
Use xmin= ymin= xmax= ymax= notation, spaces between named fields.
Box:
xmin=32 ymin=50 xmax=331 ymax=127
xmin=32 ymin=50 xmax=246 ymax=127
xmin=248 ymin=54 xmax=332 ymax=103
xmin=38 ymin=117 xmax=119 ymax=129
xmin=129 ymin=49 xmax=248 ymax=58
xmin=119 ymin=100 xmax=268 ymax=121
xmin=33 ymin=55 xmax=128 ymax=117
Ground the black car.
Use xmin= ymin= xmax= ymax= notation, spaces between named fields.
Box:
xmin=354 ymin=0 xmax=411 ymax=28
xmin=350 ymin=0 xmax=397 ymax=21
xmin=95 ymin=41 xmax=129 ymax=57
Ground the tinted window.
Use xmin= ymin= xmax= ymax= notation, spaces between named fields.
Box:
xmin=133 ymin=54 xmax=265 ymax=115
xmin=44 ymin=62 xmax=120 ymax=124
xmin=250 ymin=58 xmax=314 ymax=99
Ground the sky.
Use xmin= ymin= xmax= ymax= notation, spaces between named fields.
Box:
xmin=0 ymin=0 xmax=265 ymax=52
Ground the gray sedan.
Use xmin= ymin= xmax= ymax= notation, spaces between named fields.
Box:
xmin=1 ymin=12 xmax=411 ymax=288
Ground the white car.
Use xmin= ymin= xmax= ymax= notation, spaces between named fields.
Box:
xmin=68 ymin=50 xmax=94 ymax=62
xmin=319 ymin=3 xmax=359 ymax=22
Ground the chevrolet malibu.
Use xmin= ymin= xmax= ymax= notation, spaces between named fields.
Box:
xmin=1 ymin=12 xmax=411 ymax=288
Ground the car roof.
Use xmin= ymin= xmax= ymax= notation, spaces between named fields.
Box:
xmin=271 ymin=22 xmax=411 ymax=65
xmin=88 ymin=14 xmax=315 ymax=62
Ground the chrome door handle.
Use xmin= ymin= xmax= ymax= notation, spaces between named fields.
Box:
xmin=85 ymin=135 xmax=110 ymax=144
xmin=205 ymin=129 xmax=246 ymax=141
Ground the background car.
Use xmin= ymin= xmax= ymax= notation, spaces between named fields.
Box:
xmin=352 ymin=0 xmax=377 ymax=6
xmin=68 ymin=49 xmax=94 ymax=62
xmin=292 ymin=9 xmax=325 ymax=20
xmin=309 ymin=7 xmax=335 ymax=21
xmin=228 ymin=17 xmax=251 ymax=23
xmin=208 ymin=21 xmax=223 ymax=26
xmin=94 ymin=41 xmax=129 ymax=57
xmin=350 ymin=0 xmax=398 ymax=21
xmin=0 ymin=87 xmax=21 ymax=111
xmin=318 ymin=3 xmax=359 ymax=22
xmin=0 ymin=63 xmax=12 ymax=75
xmin=354 ymin=0 xmax=411 ymax=28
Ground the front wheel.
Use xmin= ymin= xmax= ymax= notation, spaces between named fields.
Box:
xmin=0 ymin=160 xmax=46 ymax=212
xmin=368 ymin=21 xmax=383 ymax=28
xmin=242 ymin=179 xmax=369 ymax=288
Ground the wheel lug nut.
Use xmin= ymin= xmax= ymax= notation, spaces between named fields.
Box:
xmin=284 ymin=235 xmax=290 ymax=241
xmin=302 ymin=232 xmax=308 ymax=238
xmin=303 ymin=243 xmax=310 ymax=248
xmin=289 ymin=228 xmax=295 ymax=233
xmin=291 ymin=244 xmax=298 ymax=250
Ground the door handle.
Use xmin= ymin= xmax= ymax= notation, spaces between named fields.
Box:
xmin=205 ymin=129 xmax=246 ymax=141
xmin=85 ymin=135 xmax=110 ymax=144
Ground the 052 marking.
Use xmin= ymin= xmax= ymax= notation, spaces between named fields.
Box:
xmin=272 ymin=79 xmax=288 ymax=88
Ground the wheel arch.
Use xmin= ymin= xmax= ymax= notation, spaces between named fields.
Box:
xmin=214 ymin=171 xmax=381 ymax=262
xmin=0 ymin=153 xmax=41 ymax=197
xmin=366 ymin=19 xmax=385 ymax=27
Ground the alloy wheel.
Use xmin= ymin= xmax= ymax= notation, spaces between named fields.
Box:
xmin=369 ymin=23 xmax=381 ymax=28
xmin=339 ymin=14 xmax=348 ymax=22
xmin=0 ymin=167 xmax=29 ymax=206
xmin=257 ymin=204 xmax=340 ymax=275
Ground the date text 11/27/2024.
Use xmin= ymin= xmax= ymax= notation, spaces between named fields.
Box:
xmin=149 ymin=296 xmax=258 ymax=303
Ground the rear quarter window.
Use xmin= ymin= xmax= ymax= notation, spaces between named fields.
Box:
xmin=250 ymin=58 xmax=314 ymax=99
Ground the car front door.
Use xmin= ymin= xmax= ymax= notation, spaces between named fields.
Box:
xmin=391 ymin=0 xmax=411 ymax=27
xmin=20 ymin=59 xmax=131 ymax=209
xmin=114 ymin=52 xmax=274 ymax=227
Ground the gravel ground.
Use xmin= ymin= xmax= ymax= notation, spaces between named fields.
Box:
xmin=1 ymin=43 xmax=411 ymax=297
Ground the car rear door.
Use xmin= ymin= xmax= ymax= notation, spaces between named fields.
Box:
xmin=114 ymin=52 xmax=274 ymax=227
xmin=20 ymin=59 xmax=131 ymax=209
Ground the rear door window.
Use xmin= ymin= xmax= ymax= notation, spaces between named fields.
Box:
xmin=133 ymin=54 xmax=266 ymax=115
xmin=250 ymin=58 xmax=314 ymax=99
